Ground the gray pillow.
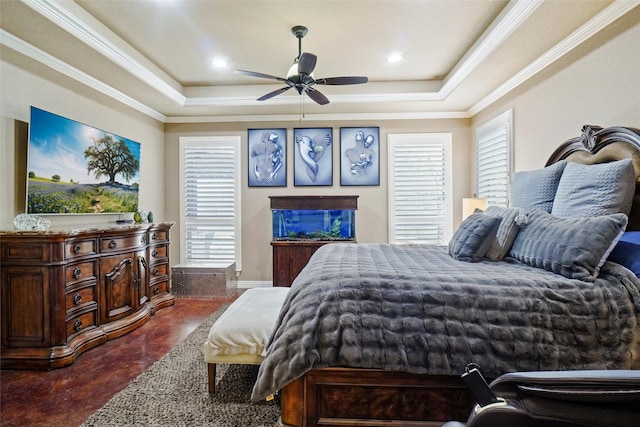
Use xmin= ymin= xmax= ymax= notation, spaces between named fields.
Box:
xmin=449 ymin=211 xmax=501 ymax=262
xmin=551 ymin=159 xmax=636 ymax=218
xmin=509 ymin=210 xmax=628 ymax=281
xmin=510 ymin=160 xmax=566 ymax=212
xmin=483 ymin=206 xmax=528 ymax=261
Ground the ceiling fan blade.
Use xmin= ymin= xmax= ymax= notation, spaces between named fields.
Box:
xmin=315 ymin=76 xmax=368 ymax=85
xmin=298 ymin=53 xmax=317 ymax=75
xmin=257 ymin=86 xmax=292 ymax=101
xmin=306 ymin=87 xmax=329 ymax=105
xmin=235 ymin=69 xmax=288 ymax=82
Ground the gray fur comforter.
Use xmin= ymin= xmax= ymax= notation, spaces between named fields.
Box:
xmin=252 ymin=243 xmax=640 ymax=402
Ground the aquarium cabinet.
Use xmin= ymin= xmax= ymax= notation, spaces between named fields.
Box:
xmin=270 ymin=195 xmax=357 ymax=287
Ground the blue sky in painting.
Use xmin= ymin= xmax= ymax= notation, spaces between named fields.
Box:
xmin=27 ymin=107 xmax=141 ymax=185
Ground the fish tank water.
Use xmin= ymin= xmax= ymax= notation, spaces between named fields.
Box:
xmin=272 ymin=209 xmax=355 ymax=241
xmin=270 ymin=195 xmax=358 ymax=241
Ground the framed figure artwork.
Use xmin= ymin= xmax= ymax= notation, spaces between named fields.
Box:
xmin=248 ymin=128 xmax=287 ymax=187
xmin=293 ymin=128 xmax=333 ymax=186
xmin=340 ymin=127 xmax=380 ymax=186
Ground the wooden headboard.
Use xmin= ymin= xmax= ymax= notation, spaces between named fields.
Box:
xmin=545 ymin=125 xmax=640 ymax=231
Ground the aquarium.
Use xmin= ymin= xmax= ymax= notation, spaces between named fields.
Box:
xmin=272 ymin=208 xmax=355 ymax=241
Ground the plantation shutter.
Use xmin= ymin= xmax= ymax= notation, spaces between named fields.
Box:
xmin=476 ymin=110 xmax=512 ymax=207
xmin=388 ymin=133 xmax=453 ymax=244
xmin=180 ymin=137 xmax=241 ymax=269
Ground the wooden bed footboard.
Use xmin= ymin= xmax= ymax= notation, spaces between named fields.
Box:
xmin=279 ymin=368 xmax=474 ymax=427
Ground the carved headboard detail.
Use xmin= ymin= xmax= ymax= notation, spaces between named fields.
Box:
xmin=545 ymin=125 xmax=640 ymax=231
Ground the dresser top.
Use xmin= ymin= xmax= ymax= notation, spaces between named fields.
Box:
xmin=0 ymin=221 xmax=174 ymax=237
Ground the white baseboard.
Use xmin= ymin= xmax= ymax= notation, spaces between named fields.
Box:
xmin=237 ymin=280 xmax=273 ymax=289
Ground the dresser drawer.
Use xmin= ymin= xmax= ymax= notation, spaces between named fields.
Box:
xmin=149 ymin=280 xmax=168 ymax=297
xmin=65 ymin=239 xmax=98 ymax=260
xmin=65 ymin=261 xmax=97 ymax=286
xmin=149 ymin=245 xmax=167 ymax=263
xmin=65 ymin=285 xmax=98 ymax=311
xmin=149 ymin=229 xmax=169 ymax=243
xmin=100 ymin=234 xmax=146 ymax=253
xmin=65 ymin=309 xmax=97 ymax=339
xmin=150 ymin=263 xmax=167 ymax=279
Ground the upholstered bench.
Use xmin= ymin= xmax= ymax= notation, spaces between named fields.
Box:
xmin=203 ymin=287 xmax=289 ymax=393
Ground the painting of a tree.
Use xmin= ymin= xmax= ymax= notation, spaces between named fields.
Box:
xmin=85 ymin=134 xmax=140 ymax=184
xmin=26 ymin=107 xmax=141 ymax=214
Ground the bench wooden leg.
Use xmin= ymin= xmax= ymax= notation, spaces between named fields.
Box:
xmin=207 ymin=363 xmax=216 ymax=394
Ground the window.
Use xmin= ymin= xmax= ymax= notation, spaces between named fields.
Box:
xmin=388 ymin=133 xmax=453 ymax=244
xmin=476 ymin=110 xmax=513 ymax=207
xmin=179 ymin=136 xmax=241 ymax=270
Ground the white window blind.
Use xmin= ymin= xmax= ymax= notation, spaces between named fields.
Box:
xmin=179 ymin=136 xmax=241 ymax=270
xmin=476 ymin=110 xmax=512 ymax=207
xmin=388 ymin=133 xmax=453 ymax=244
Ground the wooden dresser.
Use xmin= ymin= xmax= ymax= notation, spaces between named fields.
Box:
xmin=0 ymin=222 xmax=175 ymax=369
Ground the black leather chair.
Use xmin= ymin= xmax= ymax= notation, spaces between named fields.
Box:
xmin=443 ymin=370 xmax=640 ymax=427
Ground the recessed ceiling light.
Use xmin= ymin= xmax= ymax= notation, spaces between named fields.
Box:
xmin=210 ymin=58 xmax=228 ymax=68
xmin=387 ymin=54 xmax=403 ymax=63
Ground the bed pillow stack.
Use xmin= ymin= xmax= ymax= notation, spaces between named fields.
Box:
xmin=507 ymin=158 xmax=637 ymax=279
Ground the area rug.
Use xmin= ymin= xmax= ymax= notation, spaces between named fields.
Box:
xmin=80 ymin=304 xmax=281 ymax=427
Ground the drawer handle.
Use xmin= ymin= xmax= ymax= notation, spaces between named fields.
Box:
xmin=73 ymin=293 xmax=82 ymax=305
xmin=152 ymin=232 xmax=158 ymax=240
xmin=73 ymin=267 xmax=82 ymax=279
xmin=153 ymin=268 xmax=160 ymax=276
xmin=72 ymin=244 xmax=81 ymax=254
xmin=74 ymin=319 xmax=83 ymax=331
xmin=108 ymin=240 xmax=117 ymax=249
xmin=153 ymin=287 xmax=160 ymax=295
xmin=152 ymin=249 xmax=159 ymax=257
xmin=141 ymin=236 xmax=147 ymax=244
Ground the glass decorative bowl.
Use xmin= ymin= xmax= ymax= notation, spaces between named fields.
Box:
xmin=14 ymin=214 xmax=51 ymax=231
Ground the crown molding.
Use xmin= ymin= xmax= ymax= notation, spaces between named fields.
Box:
xmin=0 ymin=29 xmax=167 ymax=122
xmin=24 ymin=0 xmax=186 ymax=105
xmin=468 ymin=0 xmax=639 ymax=115
xmin=440 ymin=0 xmax=542 ymax=97
xmin=165 ymin=111 xmax=471 ymax=124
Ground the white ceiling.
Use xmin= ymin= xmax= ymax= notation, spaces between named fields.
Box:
xmin=1 ymin=0 xmax=637 ymax=122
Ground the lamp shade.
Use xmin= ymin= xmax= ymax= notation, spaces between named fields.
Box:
xmin=462 ymin=197 xmax=488 ymax=220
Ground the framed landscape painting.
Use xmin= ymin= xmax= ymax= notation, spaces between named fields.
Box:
xmin=340 ymin=127 xmax=380 ymax=186
xmin=26 ymin=106 xmax=141 ymax=214
xmin=293 ymin=127 xmax=333 ymax=186
xmin=248 ymin=128 xmax=287 ymax=187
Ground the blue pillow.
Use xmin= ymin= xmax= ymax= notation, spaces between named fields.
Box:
xmin=552 ymin=159 xmax=636 ymax=218
xmin=510 ymin=160 xmax=566 ymax=212
xmin=607 ymin=231 xmax=640 ymax=277
xmin=509 ymin=210 xmax=628 ymax=281
xmin=449 ymin=212 xmax=501 ymax=262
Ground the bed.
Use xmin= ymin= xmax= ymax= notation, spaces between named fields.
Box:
xmin=254 ymin=125 xmax=640 ymax=427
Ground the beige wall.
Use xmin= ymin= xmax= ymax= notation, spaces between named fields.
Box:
xmin=164 ymin=120 xmax=471 ymax=282
xmin=0 ymin=48 xmax=165 ymax=231
xmin=471 ymin=11 xmax=640 ymax=176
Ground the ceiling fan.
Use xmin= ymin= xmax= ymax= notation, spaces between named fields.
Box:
xmin=235 ymin=25 xmax=368 ymax=105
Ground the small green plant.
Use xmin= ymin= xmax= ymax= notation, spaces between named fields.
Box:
xmin=329 ymin=218 xmax=342 ymax=238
